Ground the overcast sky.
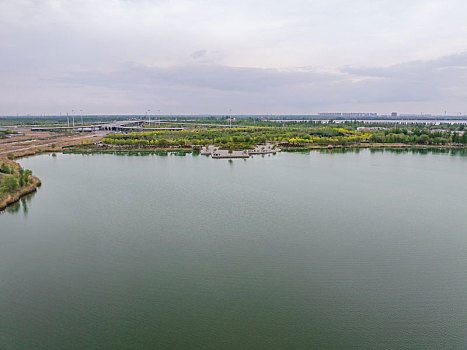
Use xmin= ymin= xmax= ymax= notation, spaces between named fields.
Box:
xmin=1 ymin=0 xmax=467 ymax=115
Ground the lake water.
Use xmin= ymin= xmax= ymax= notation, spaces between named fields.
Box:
xmin=1 ymin=150 xmax=467 ymax=349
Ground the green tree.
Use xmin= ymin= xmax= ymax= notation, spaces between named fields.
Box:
xmin=24 ymin=169 xmax=32 ymax=184
xmin=1 ymin=163 xmax=11 ymax=174
xmin=418 ymin=134 xmax=429 ymax=144
xmin=1 ymin=175 xmax=18 ymax=192
xmin=158 ymin=139 xmax=169 ymax=147
xmin=18 ymin=167 xmax=25 ymax=187
xmin=462 ymin=132 xmax=467 ymax=144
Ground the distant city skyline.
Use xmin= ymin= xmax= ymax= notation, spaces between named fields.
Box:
xmin=3 ymin=112 xmax=467 ymax=119
xmin=1 ymin=0 xmax=467 ymax=115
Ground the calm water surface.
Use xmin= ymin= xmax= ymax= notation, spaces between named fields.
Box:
xmin=1 ymin=150 xmax=467 ymax=349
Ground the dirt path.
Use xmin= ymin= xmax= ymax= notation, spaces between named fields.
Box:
xmin=0 ymin=129 xmax=106 ymax=157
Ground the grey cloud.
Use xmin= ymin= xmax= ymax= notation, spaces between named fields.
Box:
xmin=60 ymin=52 xmax=467 ymax=105
xmin=339 ymin=52 xmax=467 ymax=103
xmin=62 ymin=63 xmax=343 ymax=93
xmin=342 ymin=52 xmax=467 ymax=80
xmin=4 ymin=52 xmax=467 ymax=114
xmin=2 ymin=0 xmax=467 ymax=114
xmin=191 ymin=50 xmax=208 ymax=59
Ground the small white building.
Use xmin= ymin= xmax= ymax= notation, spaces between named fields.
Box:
xmin=211 ymin=150 xmax=249 ymax=158
xmin=249 ymin=143 xmax=280 ymax=154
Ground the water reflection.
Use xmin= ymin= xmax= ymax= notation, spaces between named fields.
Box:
xmin=65 ymin=147 xmax=467 ymax=158
xmin=21 ymin=192 xmax=35 ymax=215
xmin=5 ymin=201 xmax=20 ymax=214
xmin=316 ymin=147 xmax=467 ymax=156
xmin=1 ymin=191 xmax=36 ymax=216
xmin=73 ymin=150 xmax=195 ymax=157
xmin=318 ymin=148 xmax=362 ymax=154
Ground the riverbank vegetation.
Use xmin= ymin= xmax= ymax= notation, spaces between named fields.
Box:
xmin=0 ymin=129 xmax=18 ymax=139
xmin=0 ymin=158 xmax=40 ymax=211
xmin=98 ymin=122 xmax=467 ymax=151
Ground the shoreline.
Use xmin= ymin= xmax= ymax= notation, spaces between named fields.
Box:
xmin=1 ymin=143 xmax=465 ymax=211
xmin=0 ymin=156 xmax=42 ymax=211
xmin=0 ymin=174 xmax=41 ymax=211
xmin=64 ymin=143 xmax=467 ymax=155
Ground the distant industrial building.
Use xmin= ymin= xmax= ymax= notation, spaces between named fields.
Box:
xmin=318 ymin=112 xmax=378 ymax=118
xmin=400 ymin=113 xmax=433 ymax=118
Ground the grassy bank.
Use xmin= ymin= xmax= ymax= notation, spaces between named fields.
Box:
xmin=0 ymin=157 xmax=41 ymax=211
xmin=67 ymin=142 xmax=467 ymax=155
xmin=63 ymin=146 xmax=195 ymax=156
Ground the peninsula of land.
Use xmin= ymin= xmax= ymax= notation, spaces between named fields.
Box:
xmin=71 ymin=117 xmax=467 ymax=155
xmin=0 ymin=156 xmax=41 ymax=211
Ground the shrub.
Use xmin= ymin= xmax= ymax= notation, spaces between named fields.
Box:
xmin=1 ymin=163 xmax=11 ymax=174
xmin=1 ymin=175 xmax=18 ymax=192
